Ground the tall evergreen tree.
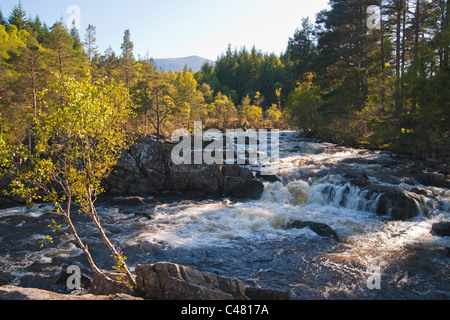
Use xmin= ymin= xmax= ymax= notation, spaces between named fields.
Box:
xmin=287 ymin=17 xmax=317 ymax=79
xmin=314 ymin=0 xmax=378 ymax=115
xmin=120 ymin=29 xmax=137 ymax=88
xmin=84 ymin=24 xmax=98 ymax=72
xmin=47 ymin=21 xmax=85 ymax=76
xmin=100 ymin=46 xmax=119 ymax=82
xmin=69 ymin=21 xmax=82 ymax=51
xmin=8 ymin=1 xmax=27 ymax=30
xmin=0 ymin=9 xmax=7 ymax=26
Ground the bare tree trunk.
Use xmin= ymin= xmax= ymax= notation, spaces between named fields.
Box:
xmin=58 ymin=197 xmax=111 ymax=284
xmin=395 ymin=1 xmax=403 ymax=122
xmin=381 ymin=7 xmax=386 ymax=110
xmin=87 ymin=188 xmax=136 ymax=287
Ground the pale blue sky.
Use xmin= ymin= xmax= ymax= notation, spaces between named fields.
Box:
xmin=1 ymin=0 xmax=329 ymax=61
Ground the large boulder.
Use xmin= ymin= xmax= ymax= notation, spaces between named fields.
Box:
xmin=431 ymin=222 xmax=450 ymax=237
xmin=376 ymin=191 xmax=422 ymax=220
xmin=103 ymin=137 xmax=264 ymax=199
xmin=135 ymin=262 xmax=249 ymax=300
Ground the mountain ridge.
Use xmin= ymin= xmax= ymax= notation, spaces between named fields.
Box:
xmin=153 ymin=55 xmax=215 ymax=72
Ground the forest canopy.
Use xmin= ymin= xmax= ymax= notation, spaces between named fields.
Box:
xmin=0 ymin=0 xmax=448 ymax=160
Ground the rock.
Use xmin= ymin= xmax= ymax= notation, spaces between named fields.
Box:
xmin=284 ymin=220 xmax=340 ymax=242
xmin=170 ymin=163 xmax=223 ymax=195
xmin=110 ymin=196 xmax=148 ymax=206
xmin=431 ymin=222 xmax=450 ymax=237
xmin=135 ymin=262 xmax=248 ymax=300
xmin=87 ymin=271 xmax=136 ymax=296
xmin=255 ymin=172 xmax=281 ymax=183
xmin=0 ymin=198 xmax=21 ymax=210
xmin=0 ymin=285 xmax=141 ymax=300
xmin=419 ymin=173 xmax=450 ymax=189
xmin=244 ymin=287 xmax=290 ymax=300
xmin=376 ymin=191 xmax=421 ymax=220
xmin=223 ymin=164 xmax=241 ymax=178
xmin=103 ymin=137 xmax=264 ymax=200
xmin=349 ymin=172 xmax=370 ymax=187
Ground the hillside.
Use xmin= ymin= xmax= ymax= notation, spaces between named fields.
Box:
xmin=153 ymin=55 xmax=214 ymax=72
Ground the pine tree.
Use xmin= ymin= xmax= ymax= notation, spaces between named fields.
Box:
xmin=0 ymin=9 xmax=7 ymax=26
xmin=100 ymin=46 xmax=119 ymax=82
xmin=84 ymin=24 xmax=98 ymax=72
xmin=314 ymin=0 xmax=378 ymax=115
xmin=8 ymin=1 xmax=27 ymax=30
xmin=69 ymin=21 xmax=82 ymax=51
xmin=120 ymin=29 xmax=137 ymax=88
xmin=47 ymin=21 xmax=85 ymax=76
xmin=287 ymin=17 xmax=317 ymax=79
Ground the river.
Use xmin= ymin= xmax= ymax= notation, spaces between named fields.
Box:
xmin=0 ymin=131 xmax=449 ymax=299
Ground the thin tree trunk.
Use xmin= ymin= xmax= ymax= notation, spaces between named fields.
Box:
xmin=381 ymin=7 xmax=386 ymax=110
xmin=395 ymin=1 xmax=403 ymax=121
xmin=59 ymin=197 xmax=111 ymax=284
xmin=87 ymin=188 xmax=136 ymax=287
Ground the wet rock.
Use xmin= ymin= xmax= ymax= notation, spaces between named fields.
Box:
xmin=349 ymin=172 xmax=370 ymax=187
xmin=135 ymin=262 xmax=249 ymax=300
xmin=321 ymin=185 xmax=336 ymax=202
xmin=255 ymin=172 xmax=281 ymax=183
xmin=284 ymin=220 xmax=340 ymax=242
xmin=376 ymin=191 xmax=421 ymax=220
xmin=431 ymin=222 xmax=450 ymax=237
xmin=0 ymin=285 xmax=141 ymax=300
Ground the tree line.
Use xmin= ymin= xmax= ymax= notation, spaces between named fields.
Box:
xmin=0 ymin=2 xmax=291 ymax=149
xmin=1 ymin=0 xmax=448 ymax=158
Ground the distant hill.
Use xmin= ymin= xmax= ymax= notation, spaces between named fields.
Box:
xmin=153 ymin=55 xmax=215 ymax=72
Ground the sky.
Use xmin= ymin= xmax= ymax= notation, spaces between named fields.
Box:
xmin=0 ymin=0 xmax=330 ymax=61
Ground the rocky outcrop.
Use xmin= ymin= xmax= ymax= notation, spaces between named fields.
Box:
xmin=375 ymin=190 xmax=425 ymax=220
xmin=103 ymin=137 xmax=264 ymax=200
xmin=0 ymin=285 xmax=141 ymax=300
xmin=135 ymin=262 xmax=249 ymax=300
xmin=134 ymin=262 xmax=290 ymax=300
xmin=1 ymin=262 xmax=291 ymax=300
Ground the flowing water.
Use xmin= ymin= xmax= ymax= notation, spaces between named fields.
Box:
xmin=0 ymin=132 xmax=449 ymax=299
